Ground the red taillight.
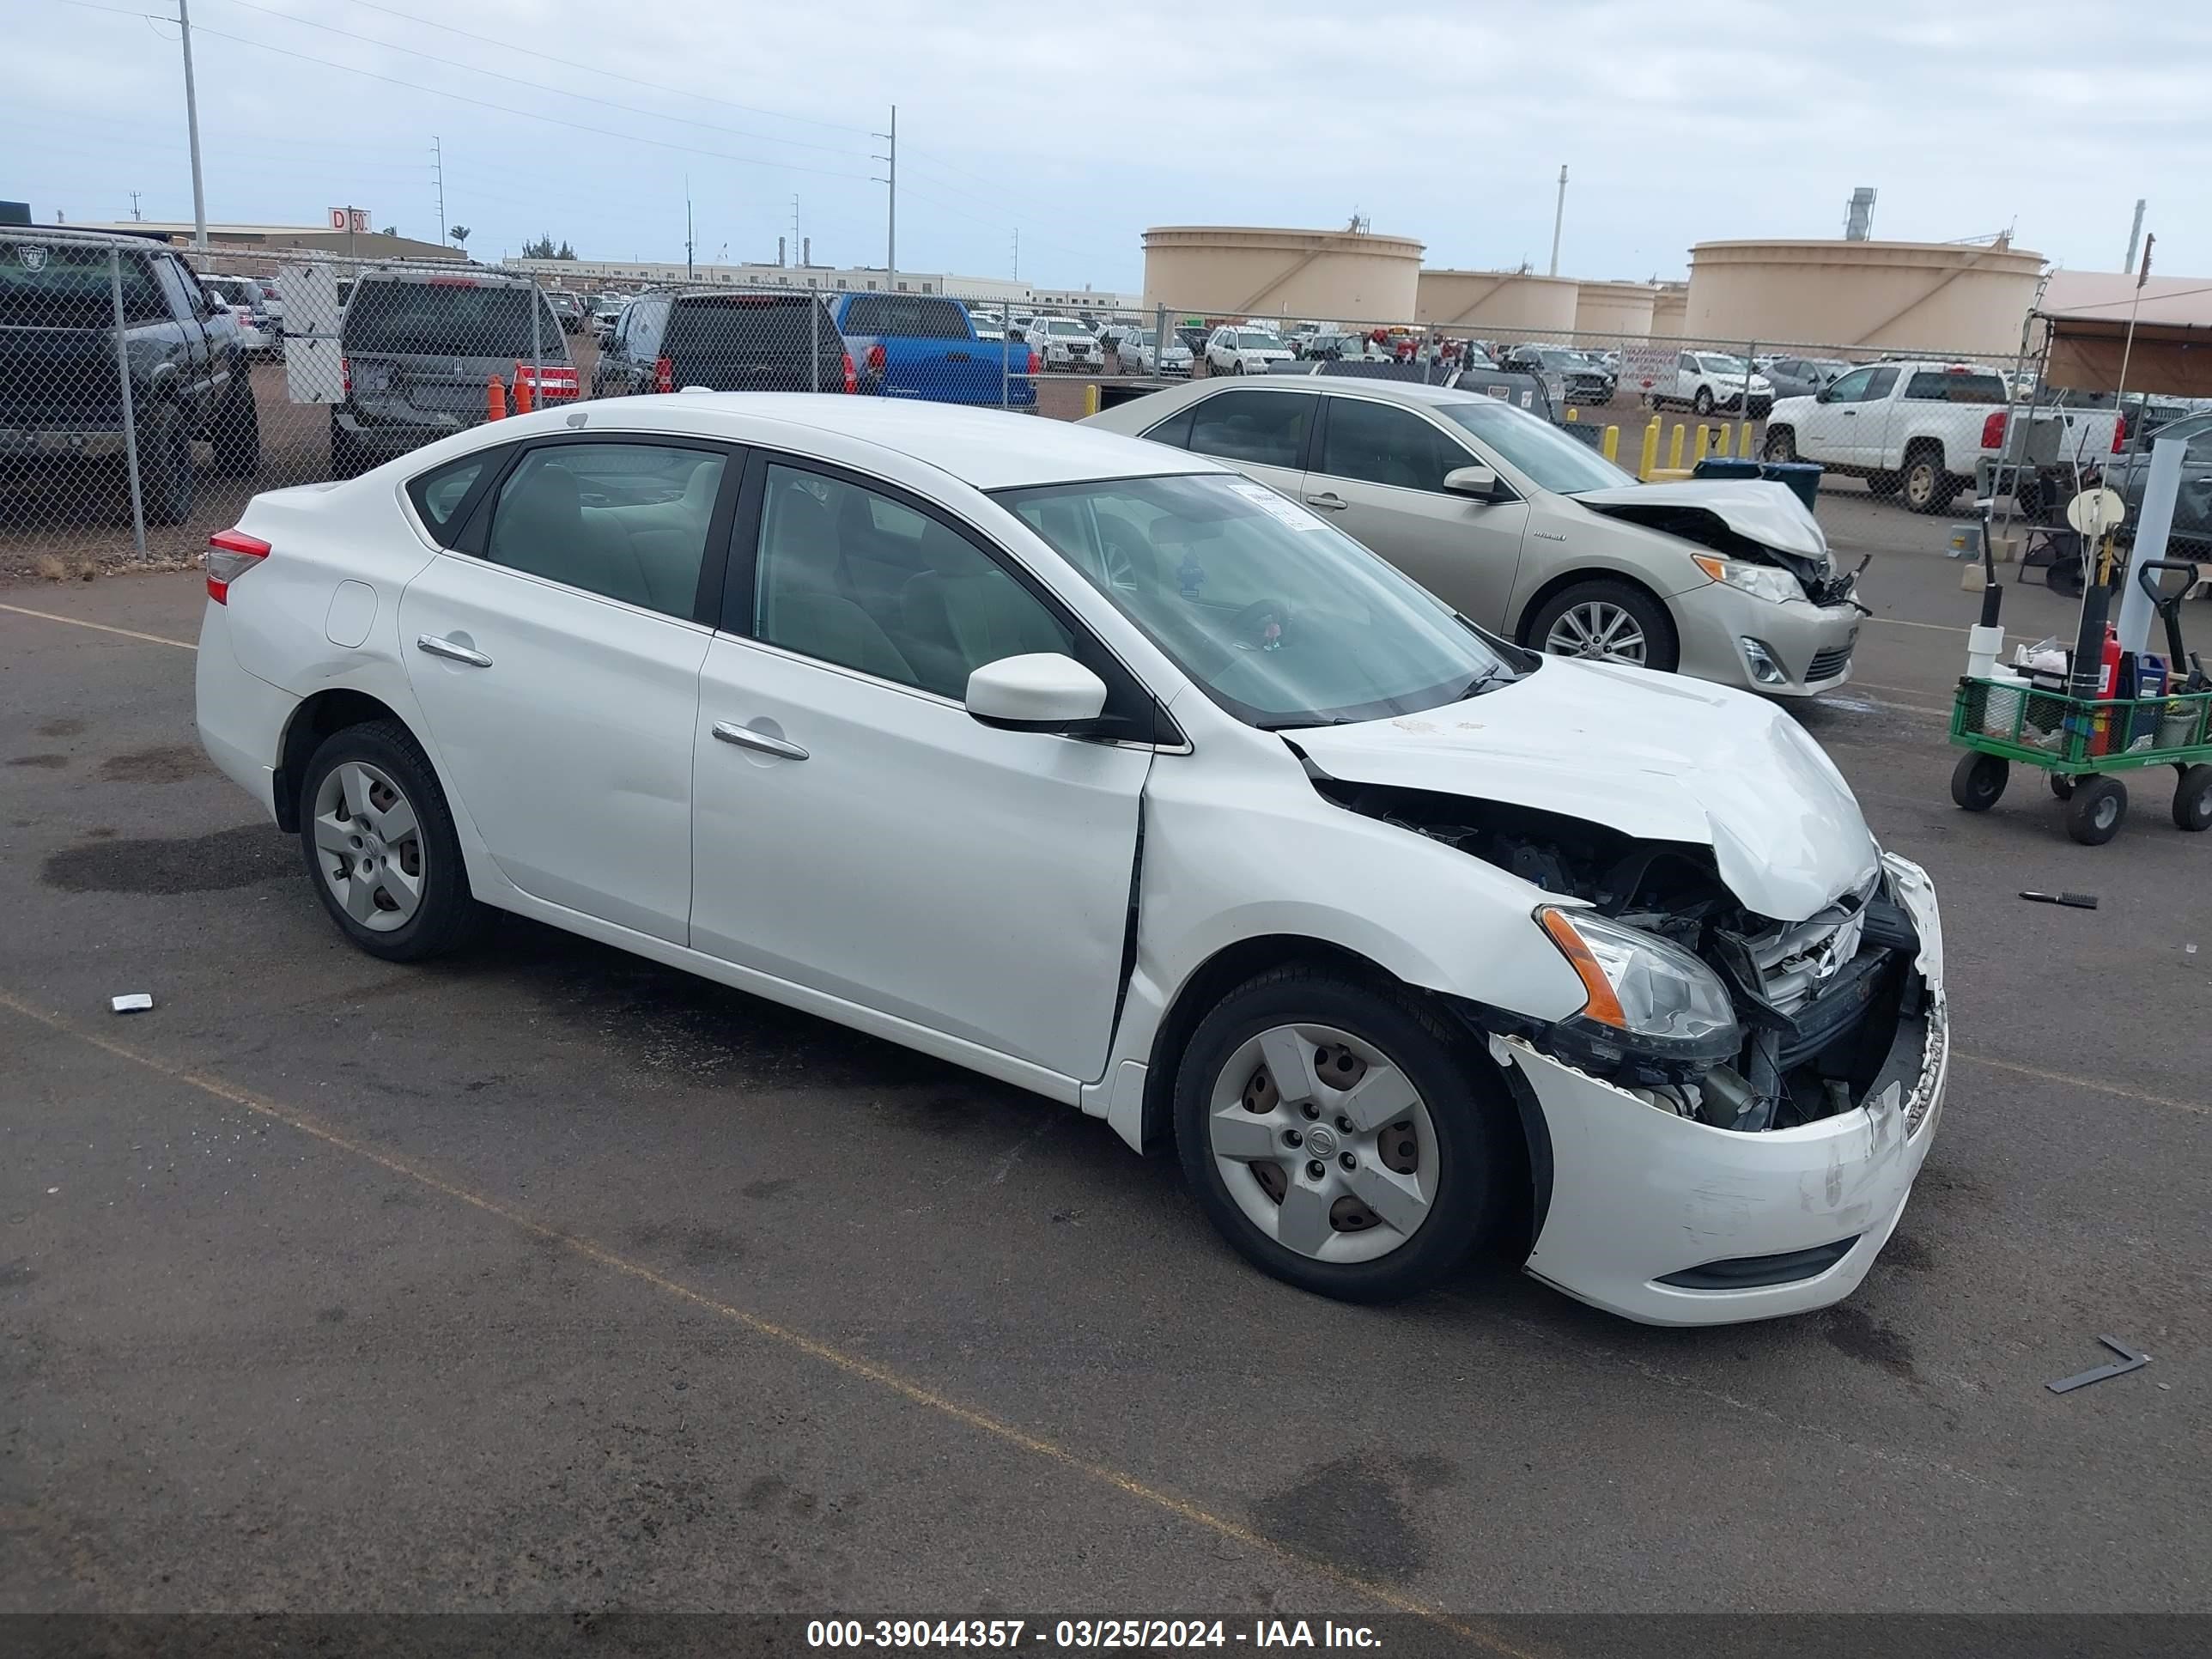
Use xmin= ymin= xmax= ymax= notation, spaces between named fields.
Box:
xmin=519 ymin=363 xmax=580 ymax=402
xmin=654 ymin=355 xmax=674 ymax=394
xmin=842 ymin=351 xmax=858 ymax=394
xmin=866 ymin=343 xmax=886 ymax=373
xmin=340 ymin=354 xmax=351 ymax=397
xmin=1981 ymin=410 xmax=2007 ymax=449
xmin=1026 ymin=349 xmax=1040 ymax=378
xmin=2112 ymin=414 xmax=2128 ymax=453
xmin=205 ymin=527 xmax=270 ymax=605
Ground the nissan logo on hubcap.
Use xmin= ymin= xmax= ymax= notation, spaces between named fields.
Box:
xmin=1304 ymin=1125 xmax=1339 ymax=1160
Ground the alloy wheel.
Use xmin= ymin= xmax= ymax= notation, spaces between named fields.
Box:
xmin=1207 ymin=1023 xmax=1437 ymax=1265
xmin=310 ymin=759 xmax=426 ymax=933
xmin=1544 ymin=600 xmax=1649 ymax=664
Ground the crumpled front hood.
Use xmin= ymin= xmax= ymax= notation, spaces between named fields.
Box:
xmin=1572 ymin=479 xmax=1829 ymax=561
xmin=1294 ymin=660 xmax=1879 ymax=923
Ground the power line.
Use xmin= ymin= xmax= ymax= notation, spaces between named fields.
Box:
xmin=211 ymin=0 xmax=866 ymax=161
xmin=328 ymin=0 xmax=872 ymax=137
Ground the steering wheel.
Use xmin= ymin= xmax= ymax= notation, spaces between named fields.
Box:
xmin=1231 ymin=599 xmax=1291 ymax=652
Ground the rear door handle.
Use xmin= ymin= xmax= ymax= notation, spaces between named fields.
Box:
xmin=416 ymin=634 xmax=493 ymax=667
xmin=712 ymin=721 xmax=809 ymax=761
xmin=1304 ymin=492 xmax=1348 ymax=510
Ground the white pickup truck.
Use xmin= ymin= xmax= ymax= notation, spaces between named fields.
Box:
xmin=1762 ymin=361 xmax=2124 ymax=514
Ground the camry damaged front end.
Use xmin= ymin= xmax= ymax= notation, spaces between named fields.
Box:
xmin=1315 ymin=776 xmax=1948 ymax=1325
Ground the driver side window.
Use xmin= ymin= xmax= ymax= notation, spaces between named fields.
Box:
xmin=1824 ymin=367 xmax=1877 ymax=402
xmin=1316 ymin=398 xmax=1468 ymax=493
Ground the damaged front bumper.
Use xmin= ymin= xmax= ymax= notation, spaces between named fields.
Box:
xmin=1492 ymin=853 xmax=1948 ymax=1325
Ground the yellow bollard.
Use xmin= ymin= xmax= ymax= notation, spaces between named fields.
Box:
xmin=1083 ymin=383 xmax=1101 ymax=417
xmin=1565 ymin=406 xmax=1579 ymax=422
xmin=1739 ymin=420 xmax=1754 ymax=459
xmin=1639 ymin=420 xmax=1660 ymax=480
xmin=1602 ymin=424 xmax=1620 ymax=464
xmin=1694 ymin=424 xmax=1714 ymax=463
xmin=1667 ymin=422 xmax=1686 ymax=471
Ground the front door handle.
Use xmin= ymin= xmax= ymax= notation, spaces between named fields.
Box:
xmin=1841 ymin=409 xmax=1857 ymax=416
xmin=1304 ymin=492 xmax=1348 ymax=511
xmin=416 ymin=634 xmax=493 ymax=667
xmin=712 ymin=721 xmax=809 ymax=761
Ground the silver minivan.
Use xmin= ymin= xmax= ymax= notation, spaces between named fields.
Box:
xmin=331 ymin=269 xmax=574 ymax=477
xmin=1085 ymin=377 xmax=1865 ymax=696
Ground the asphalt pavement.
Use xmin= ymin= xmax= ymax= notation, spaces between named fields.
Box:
xmin=1 ymin=544 xmax=2205 ymax=1631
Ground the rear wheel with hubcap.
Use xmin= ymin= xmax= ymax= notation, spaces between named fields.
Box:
xmin=1176 ymin=967 xmax=1505 ymax=1304
xmin=2065 ymin=775 xmax=2127 ymax=845
xmin=299 ymin=720 xmax=490 ymax=961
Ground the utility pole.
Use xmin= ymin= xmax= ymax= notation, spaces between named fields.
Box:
xmin=2123 ymin=198 xmax=2147 ymax=273
xmin=1547 ymin=164 xmax=1567 ymax=278
xmin=1012 ymin=228 xmax=1019 ymax=281
xmin=129 ymin=191 xmax=143 ymax=222
xmin=685 ymin=178 xmax=695 ymax=281
xmin=872 ymin=105 xmax=896 ymax=280
xmin=791 ymin=195 xmax=802 ymax=268
xmin=433 ymin=137 xmax=447 ymax=246
xmin=177 ymin=0 xmax=208 ymax=248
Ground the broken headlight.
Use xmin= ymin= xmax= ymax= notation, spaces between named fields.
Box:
xmin=1692 ymin=553 xmax=1803 ymax=605
xmin=1537 ymin=907 xmax=1742 ymax=1069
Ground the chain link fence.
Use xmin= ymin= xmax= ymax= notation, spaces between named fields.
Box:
xmin=9 ymin=223 xmax=2202 ymax=587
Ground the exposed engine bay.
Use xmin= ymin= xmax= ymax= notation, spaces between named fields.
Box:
xmin=1579 ymin=498 xmax=1863 ymax=608
xmin=1314 ymin=778 xmax=1930 ymax=1133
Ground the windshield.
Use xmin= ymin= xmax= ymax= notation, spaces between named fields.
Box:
xmin=994 ymin=473 xmax=1516 ymax=730
xmin=1236 ymin=331 xmax=1280 ymax=348
xmin=1044 ymin=320 xmax=1087 ymax=337
xmin=1697 ymin=354 xmax=1753 ymax=375
xmin=1436 ymin=398 xmax=1634 ymax=495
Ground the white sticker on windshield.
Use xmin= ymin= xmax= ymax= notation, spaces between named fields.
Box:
xmin=1225 ymin=477 xmax=1328 ymax=531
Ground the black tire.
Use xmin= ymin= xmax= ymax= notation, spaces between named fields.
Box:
xmin=1949 ymin=751 xmax=2008 ymax=811
xmin=1525 ymin=578 xmax=1680 ymax=673
xmin=210 ymin=374 xmax=260 ymax=477
xmin=329 ymin=410 xmax=366 ymax=480
xmin=1231 ymin=359 xmax=1246 ymax=375
xmin=1763 ymin=426 xmax=1797 ymax=463
xmin=2049 ymin=772 xmax=2076 ymax=801
xmin=2065 ymin=775 xmax=2128 ymax=846
xmin=297 ymin=720 xmax=492 ymax=962
xmin=1692 ymin=386 xmax=1714 ymax=415
xmin=2173 ymin=764 xmax=2212 ymax=832
xmin=1173 ymin=965 xmax=1508 ymax=1304
xmin=1902 ymin=447 xmax=1960 ymax=514
xmin=135 ymin=402 xmax=194 ymax=526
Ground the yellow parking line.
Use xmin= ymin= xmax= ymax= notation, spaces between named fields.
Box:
xmin=0 ymin=602 xmax=198 ymax=651
xmin=1957 ymin=1051 xmax=2206 ymax=1117
xmin=0 ymin=987 xmax=1534 ymax=1655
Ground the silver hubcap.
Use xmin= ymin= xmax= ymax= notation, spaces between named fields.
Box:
xmin=1545 ymin=600 xmax=1648 ymax=663
xmin=1208 ymin=1023 xmax=1437 ymax=1265
xmin=312 ymin=760 xmax=424 ymax=933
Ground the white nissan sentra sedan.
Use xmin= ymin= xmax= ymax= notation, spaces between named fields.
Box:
xmin=196 ymin=394 xmax=1948 ymax=1324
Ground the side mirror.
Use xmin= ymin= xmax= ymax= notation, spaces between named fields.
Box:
xmin=1444 ymin=465 xmax=1503 ymax=500
xmin=965 ymin=653 xmax=1109 ymax=732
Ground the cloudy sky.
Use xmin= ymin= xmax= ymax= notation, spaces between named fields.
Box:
xmin=12 ymin=0 xmax=2209 ymax=291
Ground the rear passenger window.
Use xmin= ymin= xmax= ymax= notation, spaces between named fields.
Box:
xmin=750 ymin=465 xmax=1073 ymax=700
xmin=407 ymin=452 xmax=496 ymax=542
xmin=1141 ymin=404 xmax=1197 ymax=449
xmin=1185 ymin=390 xmax=1315 ymax=470
xmin=483 ymin=443 xmax=725 ymax=619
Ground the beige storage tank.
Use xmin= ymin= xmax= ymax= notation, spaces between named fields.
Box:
xmin=1651 ymin=283 xmax=1689 ymax=337
xmin=1685 ymin=239 xmax=2044 ymax=355
xmin=1572 ymin=281 xmax=1658 ymax=343
xmin=1141 ymin=226 xmax=1422 ymax=323
xmin=1415 ymin=270 xmax=1580 ymax=334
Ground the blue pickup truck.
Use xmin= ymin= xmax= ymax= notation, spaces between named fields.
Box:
xmin=830 ymin=292 xmax=1036 ymax=408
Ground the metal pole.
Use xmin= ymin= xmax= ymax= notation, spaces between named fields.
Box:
xmin=810 ymin=294 xmax=820 ymax=393
xmin=2123 ymin=198 xmax=2146 ymax=273
xmin=530 ymin=272 xmax=542 ymax=409
xmin=887 ymin=106 xmax=896 ymax=278
xmin=1547 ymin=165 xmax=1567 ymax=277
xmin=110 ymin=248 xmax=147 ymax=561
xmin=178 ymin=0 xmax=208 ymax=249
xmin=434 ymin=136 xmax=447 ymax=246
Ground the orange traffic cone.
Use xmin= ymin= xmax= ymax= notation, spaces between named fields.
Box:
xmin=512 ymin=362 xmax=534 ymax=416
xmin=487 ymin=375 xmax=507 ymax=421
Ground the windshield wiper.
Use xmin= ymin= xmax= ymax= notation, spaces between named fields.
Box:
xmin=1457 ymin=666 xmax=1516 ymax=700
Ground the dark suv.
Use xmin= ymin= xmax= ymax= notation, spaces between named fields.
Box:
xmin=592 ymin=290 xmax=853 ymax=398
xmin=332 ymin=268 xmax=573 ymax=476
xmin=0 ymin=228 xmax=258 ymax=525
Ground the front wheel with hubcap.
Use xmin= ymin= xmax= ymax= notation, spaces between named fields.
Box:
xmin=1175 ymin=967 xmax=1505 ymax=1303
xmin=1692 ymin=386 xmax=1715 ymax=415
xmin=299 ymin=720 xmax=490 ymax=961
xmin=2065 ymin=775 xmax=2127 ymax=845
xmin=1903 ymin=452 xmax=1959 ymax=514
xmin=1527 ymin=579 xmax=1679 ymax=672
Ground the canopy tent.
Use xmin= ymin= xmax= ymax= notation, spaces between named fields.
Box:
xmin=2034 ymin=275 xmax=2212 ymax=396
